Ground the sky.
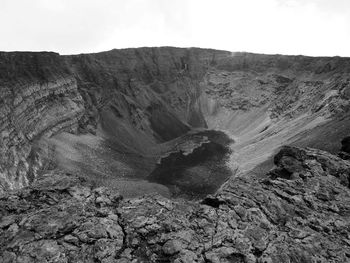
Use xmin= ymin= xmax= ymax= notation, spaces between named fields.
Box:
xmin=0 ymin=0 xmax=349 ymax=56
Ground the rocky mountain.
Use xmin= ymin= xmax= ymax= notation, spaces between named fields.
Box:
xmin=1 ymin=47 xmax=350 ymax=262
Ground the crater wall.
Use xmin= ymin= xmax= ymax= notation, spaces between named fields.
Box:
xmin=0 ymin=52 xmax=84 ymax=193
xmin=1 ymin=48 xmax=350 ymax=195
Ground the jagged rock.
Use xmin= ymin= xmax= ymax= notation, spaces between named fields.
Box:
xmin=1 ymin=146 xmax=350 ymax=262
xmin=0 ymin=171 xmax=124 ymax=263
xmin=162 ymin=240 xmax=183 ymax=255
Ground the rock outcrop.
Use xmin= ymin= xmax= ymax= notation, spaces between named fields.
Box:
xmin=1 ymin=145 xmax=350 ymax=262
xmin=0 ymin=52 xmax=84 ymax=193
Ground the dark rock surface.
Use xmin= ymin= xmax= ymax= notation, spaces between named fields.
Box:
xmin=1 ymin=145 xmax=350 ymax=262
xmin=339 ymin=136 xmax=350 ymax=160
xmin=148 ymin=130 xmax=233 ymax=199
xmin=341 ymin=137 xmax=350 ymax=154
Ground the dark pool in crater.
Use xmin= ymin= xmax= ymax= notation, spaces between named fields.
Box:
xmin=147 ymin=130 xmax=234 ymax=199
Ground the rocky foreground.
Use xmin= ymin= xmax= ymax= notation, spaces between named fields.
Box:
xmin=1 ymin=142 xmax=350 ymax=263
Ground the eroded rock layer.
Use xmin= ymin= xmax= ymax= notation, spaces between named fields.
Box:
xmin=1 ymin=47 xmax=350 ymax=197
xmin=0 ymin=52 xmax=84 ymax=192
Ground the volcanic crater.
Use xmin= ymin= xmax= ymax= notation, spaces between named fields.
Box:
xmin=2 ymin=47 xmax=350 ymax=262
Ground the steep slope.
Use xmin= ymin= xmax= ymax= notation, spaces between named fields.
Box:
xmin=1 ymin=48 xmax=350 ymax=198
xmin=56 ymin=48 xmax=232 ymax=197
xmin=200 ymin=53 xmax=350 ymax=175
xmin=0 ymin=52 xmax=84 ymax=192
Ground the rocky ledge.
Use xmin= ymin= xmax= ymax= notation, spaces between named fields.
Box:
xmin=1 ymin=144 xmax=350 ymax=263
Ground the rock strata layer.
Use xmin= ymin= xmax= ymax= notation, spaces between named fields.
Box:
xmin=1 ymin=48 xmax=350 ymax=195
xmin=0 ymin=52 xmax=84 ymax=193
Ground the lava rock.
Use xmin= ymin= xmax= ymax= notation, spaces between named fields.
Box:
xmin=2 ymin=146 xmax=349 ymax=262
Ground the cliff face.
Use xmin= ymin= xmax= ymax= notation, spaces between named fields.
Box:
xmin=1 ymin=48 xmax=350 ymax=196
xmin=0 ymin=52 xmax=84 ymax=193
xmin=66 ymin=48 xmax=227 ymax=141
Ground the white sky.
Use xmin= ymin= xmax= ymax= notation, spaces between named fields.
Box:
xmin=0 ymin=0 xmax=349 ymax=56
